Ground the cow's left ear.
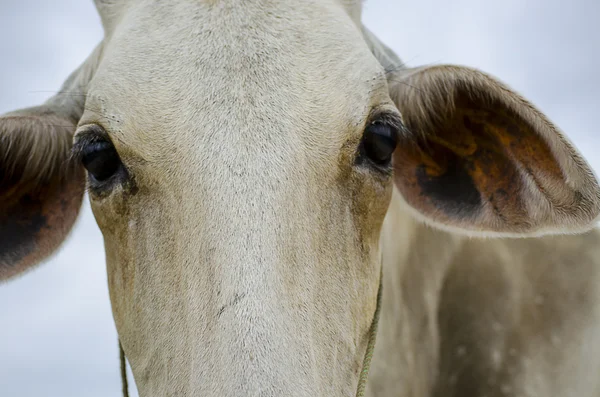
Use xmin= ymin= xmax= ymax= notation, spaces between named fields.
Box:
xmin=388 ymin=65 xmax=600 ymax=237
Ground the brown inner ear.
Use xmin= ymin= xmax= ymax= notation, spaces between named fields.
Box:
xmin=394 ymin=93 xmax=565 ymax=232
xmin=0 ymin=168 xmax=85 ymax=279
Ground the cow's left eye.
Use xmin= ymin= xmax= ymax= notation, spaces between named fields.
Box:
xmin=360 ymin=121 xmax=398 ymax=167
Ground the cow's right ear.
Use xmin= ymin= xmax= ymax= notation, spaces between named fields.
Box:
xmin=0 ymin=109 xmax=85 ymax=280
xmin=0 ymin=44 xmax=102 ymax=281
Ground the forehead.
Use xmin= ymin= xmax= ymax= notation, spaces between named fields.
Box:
xmin=83 ymin=0 xmax=389 ymax=164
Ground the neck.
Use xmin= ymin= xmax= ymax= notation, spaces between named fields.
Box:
xmin=368 ymin=188 xmax=463 ymax=397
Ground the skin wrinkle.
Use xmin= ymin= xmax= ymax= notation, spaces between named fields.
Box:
xmin=2 ymin=1 xmax=600 ymax=397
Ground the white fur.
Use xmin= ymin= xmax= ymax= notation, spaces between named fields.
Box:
xmin=2 ymin=1 xmax=600 ymax=396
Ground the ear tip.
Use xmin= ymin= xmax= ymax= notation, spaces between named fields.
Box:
xmin=525 ymin=186 xmax=600 ymax=236
xmin=566 ymin=175 xmax=600 ymax=227
xmin=0 ymin=172 xmax=85 ymax=281
xmin=579 ymin=190 xmax=600 ymax=230
xmin=0 ymin=258 xmax=39 ymax=282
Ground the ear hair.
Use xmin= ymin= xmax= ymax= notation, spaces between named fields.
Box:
xmin=0 ymin=44 xmax=103 ymax=195
xmin=0 ymin=43 xmax=103 ymax=280
xmin=389 ymin=65 xmax=598 ymax=200
xmin=1 ymin=113 xmax=75 ymax=191
xmin=387 ymin=64 xmax=600 ymax=236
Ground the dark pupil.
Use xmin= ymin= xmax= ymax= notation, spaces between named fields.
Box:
xmin=82 ymin=142 xmax=121 ymax=181
xmin=362 ymin=123 xmax=397 ymax=165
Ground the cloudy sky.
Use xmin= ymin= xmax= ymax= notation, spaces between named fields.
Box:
xmin=0 ymin=1 xmax=598 ymax=396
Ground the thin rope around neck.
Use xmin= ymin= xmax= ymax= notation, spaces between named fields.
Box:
xmin=120 ymin=341 xmax=129 ymax=397
xmin=355 ymin=270 xmax=383 ymax=397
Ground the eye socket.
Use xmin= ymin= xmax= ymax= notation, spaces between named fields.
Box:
xmin=360 ymin=121 xmax=399 ymax=167
xmin=80 ymin=140 xmax=123 ymax=183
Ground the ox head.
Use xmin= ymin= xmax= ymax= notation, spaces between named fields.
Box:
xmin=2 ymin=1 xmax=599 ymax=395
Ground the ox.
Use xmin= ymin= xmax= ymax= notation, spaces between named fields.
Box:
xmin=2 ymin=1 xmax=600 ymax=396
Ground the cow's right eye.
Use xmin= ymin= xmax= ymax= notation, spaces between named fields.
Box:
xmin=81 ymin=140 xmax=122 ymax=182
xmin=73 ymin=126 xmax=129 ymax=194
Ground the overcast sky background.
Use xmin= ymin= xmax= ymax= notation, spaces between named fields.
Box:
xmin=0 ymin=1 xmax=598 ymax=396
